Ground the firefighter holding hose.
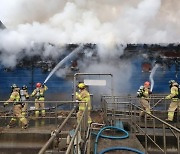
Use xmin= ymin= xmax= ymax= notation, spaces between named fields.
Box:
xmin=31 ymin=82 xmax=48 ymax=118
xmin=137 ymin=81 xmax=152 ymax=118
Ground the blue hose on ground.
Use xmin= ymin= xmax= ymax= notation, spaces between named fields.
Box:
xmin=94 ymin=125 xmax=144 ymax=154
xmin=99 ymin=146 xmax=144 ymax=154
xmin=93 ymin=126 xmax=128 ymax=140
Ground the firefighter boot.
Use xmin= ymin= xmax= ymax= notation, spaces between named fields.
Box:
xmin=7 ymin=118 xmax=17 ymax=128
xmin=20 ymin=117 xmax=28 ymax=129
xmin=35 ymin=110 xmax=39 ymax=118
xmin=22 ymin=124 xmax=28 ymax=129
xmin=41 ymin=109 xmax=45 ymax=117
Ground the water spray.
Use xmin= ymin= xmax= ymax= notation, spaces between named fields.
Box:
xmin=149 ymin=64 xmax=159 ymax=92
xmin=43 ymin=45 xmax=83 ymax=84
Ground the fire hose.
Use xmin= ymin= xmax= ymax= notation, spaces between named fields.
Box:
xmin=94 ymin=126 xmax=144 ymax=154
xmin=151 ymin=98 xmax=164 ymax=109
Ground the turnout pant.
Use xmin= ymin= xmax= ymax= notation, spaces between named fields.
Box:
xmin=35 ymin=100 xmax=45 ymax=117
xmin=167 ymin=100 xmax=180 ymax=121
xmin=9 ymin=104 xmax=28 ymax=128
xmin=140 ymin=98 xmax=151 ymax=117
xmin=21 ymin=102 xmax=28 ymax=116
xmin=77 ymin=110 xmax=92 ymax=124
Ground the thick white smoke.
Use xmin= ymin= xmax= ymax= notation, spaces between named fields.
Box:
xmin=0 ymin=0 xmax=179 ymax=94
xmin=77 ymin=44 xmax=132 ymax=94
xmin=1 ymin=0 xmax=180 ymax=46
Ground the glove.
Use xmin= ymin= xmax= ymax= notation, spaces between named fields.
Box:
xmin=149 ymin=91 xmax=152 ymax=94
xmin=76 ymin=92 xmax=79 ymax=97
xmin=165 ymin=96 xmax=170 ymax=99
xmin=42 ymin=84 xmax=45 ymax=88
xmin=4 ymin=102 xmax=9 ymax=107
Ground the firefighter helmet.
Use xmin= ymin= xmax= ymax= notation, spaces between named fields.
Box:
xmin=11 ymin=84 xmax=17 ymax=89
xmin=144 ymin=81 xmax=150 ymax=86
xmin=36 ymin=82 xmax=41 ymax=88
xmin=78 ymin=83 xmax=86 ymax=89
xmin=169 ymin=80 xmax=175 ymax=85
xmin=22 ymin=85 xmax=27 ymax=90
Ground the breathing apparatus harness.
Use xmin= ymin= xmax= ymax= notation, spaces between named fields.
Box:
xmin=35 ymin=87 xmax=44 ymax=99
xmin=137 ymin=86 xmax=145 ymax=98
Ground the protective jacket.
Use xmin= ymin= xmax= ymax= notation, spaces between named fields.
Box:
xmin=166 ymin=82 xmax=179 ymax=101
xmin=6 ymin=91 xmax=20 ymax=105
xmin=137 ymin=86 xmax=151 ymax=99
xmin=31 ymin=85 xmax=48 ymax=101
xmin=76 ymin=89 xmax=92 ymax=111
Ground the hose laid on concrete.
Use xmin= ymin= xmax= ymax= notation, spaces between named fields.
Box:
xmin=94 ymin=126 xmax=144 ymax=154
xmin=99 ymin=147 xmax=144 ymax=154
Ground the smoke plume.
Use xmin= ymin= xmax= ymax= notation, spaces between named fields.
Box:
xmin=0 ymin=0 xmax=179 ymax=93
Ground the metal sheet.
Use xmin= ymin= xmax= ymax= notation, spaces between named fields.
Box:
xmin=84 ymin=79 xmax=106 ymax=86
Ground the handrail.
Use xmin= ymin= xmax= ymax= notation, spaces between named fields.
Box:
xmin=131 ymin=104 xmax=180 ymax=153
xmin=38 ymin=107 xmax=76 ymax=154
xmin=66 ymin=104 xmax=88 ymax=154
xmin=132 ymin=103 xmax=180 ymax=132
xmin=101 ymin=96 xmax=180 ymax=154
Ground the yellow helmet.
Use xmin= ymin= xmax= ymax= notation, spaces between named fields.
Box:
xmin=78 ymin=83 xmax=86 ymax=89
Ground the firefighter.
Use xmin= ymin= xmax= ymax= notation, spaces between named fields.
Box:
xmin=165 ymin=80 xmax=179 ymax=121
xmin=20 ymin=85 xmax=29 ymax=116
xmin=137 ymin=81 xmax=152 ymax=118
xmin=76 ymin=83 xmax=92 ymax=124
xmin=31 ymin=82 xmax=48 ymax=118
xmin=4 ymin=84 xmax=28 ymax=129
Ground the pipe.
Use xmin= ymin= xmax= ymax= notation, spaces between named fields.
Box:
xmin=151 ymin=98 xmax=164 ymax=109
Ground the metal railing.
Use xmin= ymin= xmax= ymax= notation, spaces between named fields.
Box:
xmin=101 ymin=95 xmax=180 ymax=154
xmin=66 ymin=104 xmax=89 ymax=154
xmin=101 ymin=95 xmax=180 ymax=124
xmin=0 ymin=100 xmax=77 ymax=128
xmin=38 ymin=107 xmax=76 ymax=154
xmin=34 ymin=101 xmax=89 ymax=154
xmin=131 ymin=104 xmax=180 ymax=154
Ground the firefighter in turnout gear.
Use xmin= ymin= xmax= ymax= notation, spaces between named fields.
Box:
xmin=76 ymin=83 xmax=92 ymax=124
xmin=4 ymin=84 xmax=28 ymax=129
xmin=20 ymin=85 xmax=29 ymax=116
xmin=137 ymin=81 xmax=152 ymax=118
xmin=165 ymin=80 xmax=180 ymax=121
xmin=31 ymin=83 xmax=48 ymax=118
